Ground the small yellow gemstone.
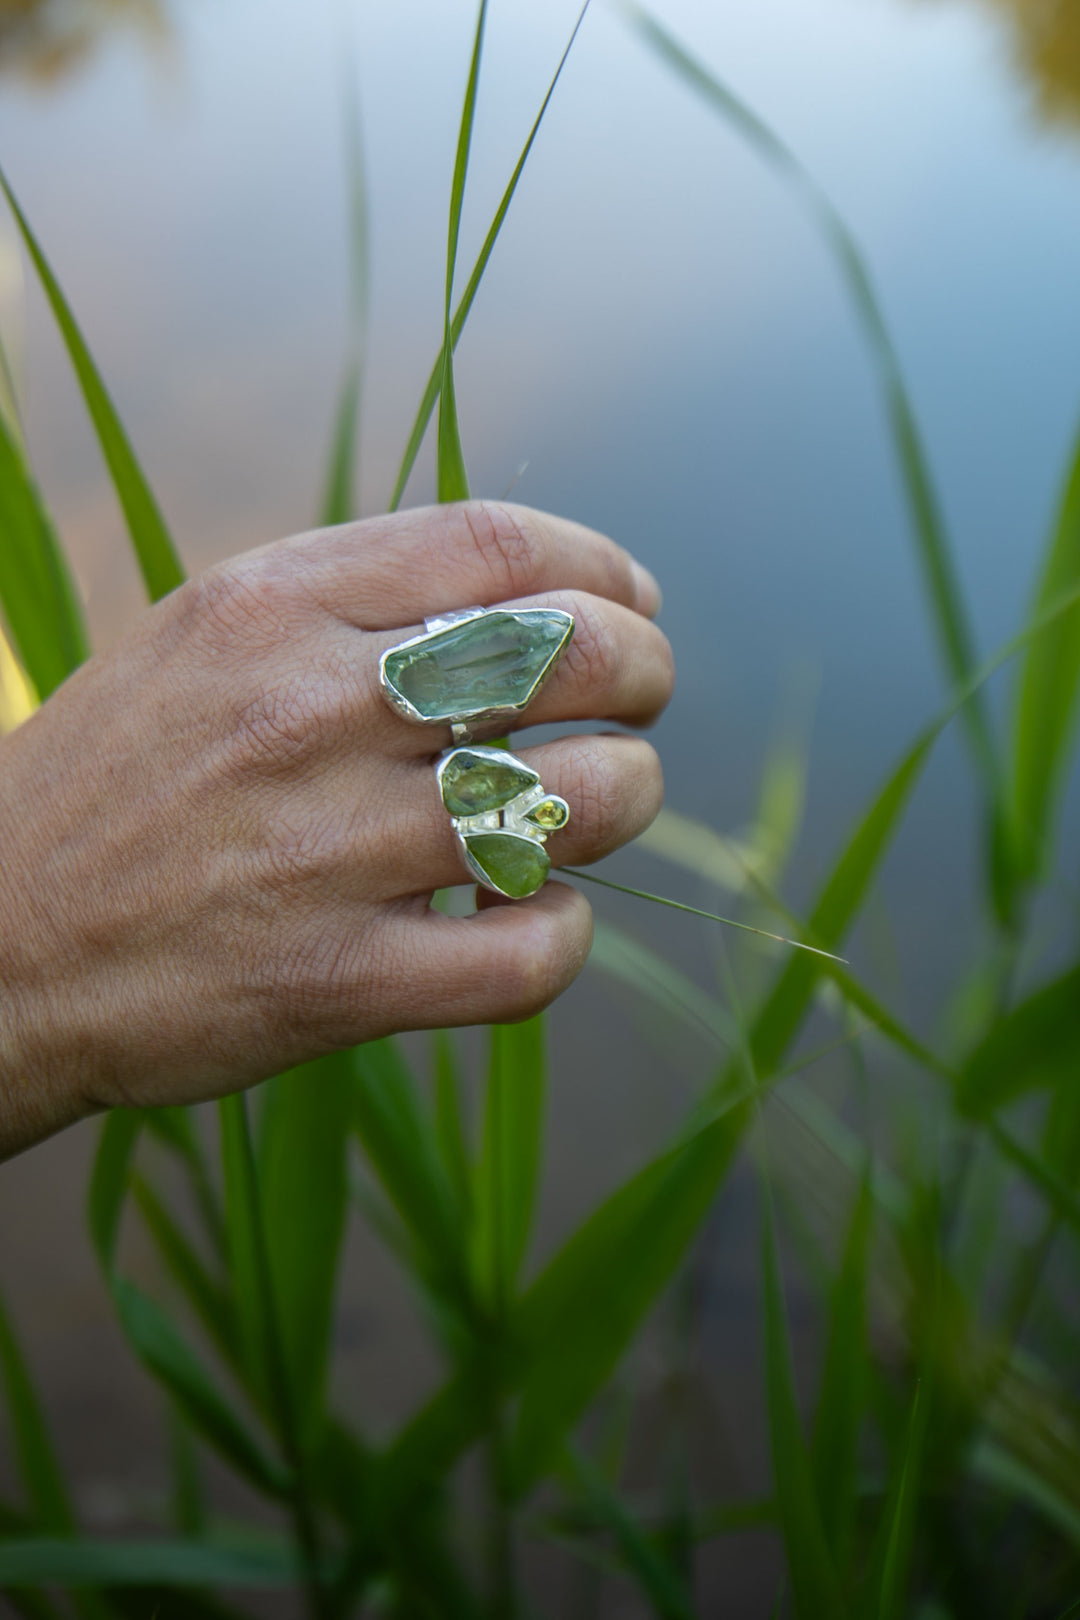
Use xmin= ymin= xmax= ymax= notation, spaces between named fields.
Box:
xmin=526 ymin=797 xmax=569 ymax=831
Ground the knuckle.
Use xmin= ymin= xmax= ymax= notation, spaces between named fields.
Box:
xmin=459 ymin=500 xmax=543 ymax=599
xmin=187 ymin=561 xmax=296 ymax=656
xmin=258 ymin=806 xmax=346 ymax=897
xmin=566 ymin=603 xmax=622 ymax=698
xmin=573 ymin=741 xmax=624 ymax=853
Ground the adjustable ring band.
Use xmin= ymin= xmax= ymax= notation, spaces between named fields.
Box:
xmin=436 ymin=745 xmax=570 ymax=899
xmin=379 ymin=605 xmax=574 ymax=742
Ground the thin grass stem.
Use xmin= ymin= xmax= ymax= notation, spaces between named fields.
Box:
xmin=562 ymin=867 xmax=849 ymax=963
xmin=388 ymin=2 xmax=591 ymax=509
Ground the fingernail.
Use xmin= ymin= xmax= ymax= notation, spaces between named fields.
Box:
xmin=632 ymin=561 xmax=662 ymax=617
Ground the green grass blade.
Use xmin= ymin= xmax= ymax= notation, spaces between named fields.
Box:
xmin=219 ymin=1094 xmax=271 ymax=1408
xmin=760 ymin=1186 xmax=843 ymax=1620
xmin=563 ymin=1448 xmax=695 ymax=1620
xmin=0 ymin=1289 xmax=74 ymax=1531
xmin=812 ymin=1169 xmax=873 ymax=1569
xmin=168 ymin=1407 xmax=207 ymax=1539
xmin=90 ymin=1110 xmax=286 ymax=1500
xmin=0 ymin=1499 xmax=68 ymax=1620
xmin=624 ymin=8 xmax=1005 ymax=880
xmin=0 ymin=1540 xmax=309 ymax=1589
xmin=143 ymin=1108 xmax=225 ymax=1253
xmin=506 ymin=1099 xmax=751 ymax=1497
xmin=389 ymin=3 xmax=590 ymax=510
xmin=981 ymin=1403 xmax=1080 ymax=1552
xmin=1009 ymin=411 xmax=1080 ymax=879
xmin=111 ymin=1278 xmax=288 ymax=1499
xmin=739 ymin=726 xmax=935 ymax=1085
xmin=320 ymin=364 xmax=363 ymax=528
xmin=588 ymin=917 xmax=737 ymax=1049
xmin=475 ymin=1018 xmax=546 ymax=1309
xmin=256 ymin=1053 xmax=354 ymax=1440
xmin=435 ymin=0 xmax=489 ymax=503
xmin=864 ymin=1385 xmax=928 ymax=1620
xmin=0 ymin=169 xmax=184 ymax=601
xmin=957 ymin=964 xmax=1080 ymax=1116
xmin=433 ymin=1031 xmax=474 ymax=1219
xmin=0 ymin=1580 xmax=66 ymax=1620
xmin=88 ymin=1110 xmax=144 ymax=1271
xmin=985 ymin=1119 xmax=1080 ymax=1243
xmin=377 ymin=1097 xmax=750 ymax=1517
xmin=0 ymin=403 xmax=88 ymax=696
xmin=131 ymin=1177 xmax=238 ymax=1375
xmin=218 ymin=1094 xmax=325 ymax=1604
xmin=318 ymin=53 xmax=370 ymax=527
xmin=437 ymin=352 xmax=470 ymax=504
xmin=720 ymin=578 xmax=1080 ymax=1093
xmin=351 ymin=1038 xmax=469 ymax=1301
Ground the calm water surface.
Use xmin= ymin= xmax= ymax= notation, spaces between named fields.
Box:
xmin=1 ymin=0 xmax=1079 ymax=1598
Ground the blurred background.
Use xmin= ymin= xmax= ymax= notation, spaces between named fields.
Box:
xmin=1 ymin=0 xmax=1079 ymax=1609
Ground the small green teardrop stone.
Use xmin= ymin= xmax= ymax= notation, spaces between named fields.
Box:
xmin=440 ymin=749 xmax=539 ymax=816
xmin=464 ymin=833 xmax=550 ymax=899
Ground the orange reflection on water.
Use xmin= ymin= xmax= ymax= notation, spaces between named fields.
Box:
xmin=915 ymin=0 xmax=1080 ymax=127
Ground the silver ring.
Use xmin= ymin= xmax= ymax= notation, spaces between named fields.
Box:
xmin=436 ymin=744 xmax=570 ymax=899
xmin=379 ymin=604 xmax=574 ymax=743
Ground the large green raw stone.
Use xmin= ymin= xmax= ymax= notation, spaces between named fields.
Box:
xmin=383 ymin=609 xmax=572 ymax=722
xmin=440 ymin=749 xmax=539 ymax=816
xmin=464 ymin=832 xmax=551 ymax=899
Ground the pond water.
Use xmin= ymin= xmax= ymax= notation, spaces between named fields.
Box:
xmin=1 ymin=0 xmax=1079 ymax=1607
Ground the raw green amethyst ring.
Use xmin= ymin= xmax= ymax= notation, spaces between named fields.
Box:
xmin=437 ymin=745 xmax=570 ymax=898
xmin=379 ymin=606 xmax=574 ymax=743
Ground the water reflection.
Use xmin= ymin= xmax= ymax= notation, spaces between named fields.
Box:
xmin=0 ymin=0 xmax=166 ymax=82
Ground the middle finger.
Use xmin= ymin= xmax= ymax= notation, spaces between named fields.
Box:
xmin=365 ymin=591 xmax=675 ymax=756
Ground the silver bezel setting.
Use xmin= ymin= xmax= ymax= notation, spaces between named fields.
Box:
xmin=436 ymin=744 xmax=570 ymax=898
xmin=378 ymin=606 xmax=574 ymax=738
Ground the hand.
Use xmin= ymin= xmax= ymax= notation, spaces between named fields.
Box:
xmin=0 ymin=502 xmax=673 ymax=1156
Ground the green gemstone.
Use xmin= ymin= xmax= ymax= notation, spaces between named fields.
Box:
xmin=525 ymin=796 xmax=569 ymax=831
xmin=464 ymin=832 xmax=551 ymax=899
xmin=440 ymin=748 xmax=539 ymax=817
xmin=383 ymin=609 xmax=573 ymax=723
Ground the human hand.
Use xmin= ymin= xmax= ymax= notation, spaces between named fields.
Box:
xmin=0 ymin=502 xmax=672 ymax=1156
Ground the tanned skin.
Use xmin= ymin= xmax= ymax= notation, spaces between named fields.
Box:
xmin=0 ymin=502 xmax=672 ymax=1158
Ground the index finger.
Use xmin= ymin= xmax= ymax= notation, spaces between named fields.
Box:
xmin=276 ymin=501 xmax=662 ymax=630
